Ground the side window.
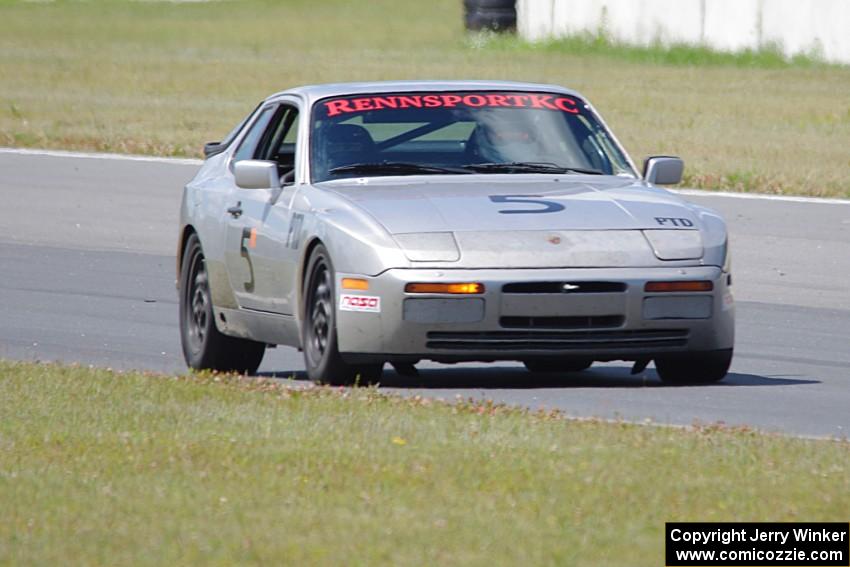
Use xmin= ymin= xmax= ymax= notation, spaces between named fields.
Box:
xmin=277 ymin=111 xmax=299 ymax=178
xmin=283 ymin=112 xmax=299 ymax=144
xmin=221 ymin=102 xmax=262 ymax=148
xmin=232 ymin=106 xmax=276 ymax=163
xmin=258 ymin=105 xmax=300 ymax=181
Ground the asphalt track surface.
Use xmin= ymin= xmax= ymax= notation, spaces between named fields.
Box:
xmin=1 ymin=150 xmax=848 ymax=437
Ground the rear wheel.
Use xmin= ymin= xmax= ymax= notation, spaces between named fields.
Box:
xmin=179 ymin=233 xmax=265 ymax=374
xmin=523 ymin=358 xmax=593 ymax=373
xmin=655 ymin=349 xmax=733 ymax=385
xmin=301 ymin=244 xmax=382 ymax=386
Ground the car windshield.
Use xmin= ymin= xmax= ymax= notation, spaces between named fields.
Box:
xmin=310 ymin=91 xmax=635 ymax=182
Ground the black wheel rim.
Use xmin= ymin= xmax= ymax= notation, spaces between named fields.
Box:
xmin=306 ymin=261 xmax=332 ymax=366
xmin=186 ymin=252 xmax=210 ymax=354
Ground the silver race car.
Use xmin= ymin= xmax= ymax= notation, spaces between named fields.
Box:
xmin=177 ymin=81 xmax=734 ymax=385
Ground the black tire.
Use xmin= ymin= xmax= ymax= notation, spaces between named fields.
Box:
xmin=464 ymin=0 xmax=516 ymax=31
xmin=465 ymin=9 xmax=517 ymax=31
xmin=301 ymin=244 xmax=383 ymax=386
xmin=523 ymin=358 xmax=593 ymax=373
xmin=179 ymin=233 xmax=265 ymax=374
xmin=464 ymin=0 xmax=515 ymax=8
xmin=655 ymin=349 xmax=733 ymax=385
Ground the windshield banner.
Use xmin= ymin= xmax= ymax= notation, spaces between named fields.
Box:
xmin=322 ymin=93 xmax=581 ymax=117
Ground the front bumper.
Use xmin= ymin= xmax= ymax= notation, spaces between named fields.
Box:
xmin=335 ymin=266 xmax=734 ymax=363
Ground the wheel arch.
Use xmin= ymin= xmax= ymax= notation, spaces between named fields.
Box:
xmin=176 ymin=224 xmax=198 ymax=289
xmin=298 ymin=236 xmax=326 ymax=320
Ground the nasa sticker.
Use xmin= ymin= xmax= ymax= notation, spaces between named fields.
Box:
xmin=339 ymin=294 xmax=381 ymax=313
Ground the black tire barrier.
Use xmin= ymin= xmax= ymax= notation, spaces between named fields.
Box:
xmin=464 ymin=0 xmax=516 ymax=32
xmin=464 ymin=0 xmax=514 ymax=9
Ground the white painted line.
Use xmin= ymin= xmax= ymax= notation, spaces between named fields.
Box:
xmin=675 ymin=188 xmax=850 ymax=205
xmin=2 ymin=146 xmax=849 ymax=205
xmin=0 ymin=147 xmax=203 ymax=166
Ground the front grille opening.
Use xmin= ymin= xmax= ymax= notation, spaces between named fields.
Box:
xmin=502 ymin=281 xmax=627 ymax=294
xmin=425 ymin=329 xmax=688 ymax=351
xmin=500 ymin=315 xmax=624 ymax=329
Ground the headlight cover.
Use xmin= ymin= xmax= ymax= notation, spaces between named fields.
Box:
xmin=642 ymin=229 xmax=704 ymax=261
xmin=393 ymin=232 xmax=460 ymax=262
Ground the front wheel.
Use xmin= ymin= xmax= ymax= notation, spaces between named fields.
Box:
xmin=301 ymin=244 xmax=382 ymax=386
xmin=655 ymin=349 xmax=733 ymax=385
xmin=179 ymin=233 xmax=265 ymax=374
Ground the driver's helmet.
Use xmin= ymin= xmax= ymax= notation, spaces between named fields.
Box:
xmin=321 ymin=124 xmax=377 ymax=171
xmin=466 ymin=119 xmax=540 ymax=163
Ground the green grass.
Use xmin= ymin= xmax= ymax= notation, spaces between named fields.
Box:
xmin=0 ymin=0 xmax=849 ymax=197
xmin=1 ymin=360 xmax=848 ymax=566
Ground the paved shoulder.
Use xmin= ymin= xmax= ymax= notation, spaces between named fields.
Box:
xmin=0 ymin=151 xmax=195 ymax=255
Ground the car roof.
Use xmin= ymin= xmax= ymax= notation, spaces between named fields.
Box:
xmin=265 ymin=80 xmax=584 ymax=106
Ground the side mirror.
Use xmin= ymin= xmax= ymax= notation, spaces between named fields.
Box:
xmin=643 ymin=156 xmax=684 ymax=185
xmin=203 ymin=141 xmax=225 ymax=159
xmin=233 ymin=160 xmax=281 ymax=190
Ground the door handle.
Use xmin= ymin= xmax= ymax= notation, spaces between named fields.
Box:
xmin=227 ymin=202 xmax=243 ymax=218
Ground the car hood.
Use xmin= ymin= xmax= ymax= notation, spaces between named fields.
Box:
xmin=320 ymin=174 xmax=700 ymax=234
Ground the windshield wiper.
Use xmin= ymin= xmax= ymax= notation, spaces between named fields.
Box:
xmin=462 ymin=162 xmax=604 ymax=175
xmin=329 ymin=162 xmax=471 ymax=175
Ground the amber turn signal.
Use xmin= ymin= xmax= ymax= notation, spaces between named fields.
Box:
xmin=644 ymin=281 xmax=713 ymax=292
xmin=405 ymin=282 xmax=485 ymax=294
xmin=341 ymin=278 xmax=370 ymax=291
